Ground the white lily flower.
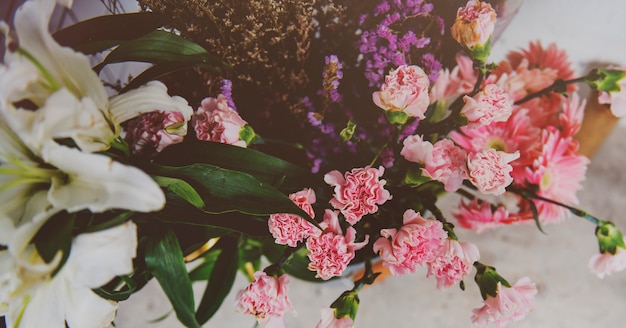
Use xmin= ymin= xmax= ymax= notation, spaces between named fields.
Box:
xmin=4 ymin=221 xmax=138 ymax=328
xmin=1 ymin=0 xmax=193 ymax=155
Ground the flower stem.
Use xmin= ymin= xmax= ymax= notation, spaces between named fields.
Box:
xmin=514 ymin=76 xmax=589 ymax=105
xmin=514 ymin=189 xmax=600 ymax=225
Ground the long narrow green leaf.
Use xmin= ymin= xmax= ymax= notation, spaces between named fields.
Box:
xmin=154 ymin=175 xmax=205 ymax=209
xmin=145 ymin=230 xmax=201 ymax=328
xmin=156 ymin=140 xmax=315 ymax=191
xmin=94 ymin=30 xmax=228 ymax=73
xmin=195 ymin=237 xmax=239 ymax=324
xmin=151 ymin=163 xmax=317 ymax=228
xmin=52 ymin=12 xmax=169 ymax=54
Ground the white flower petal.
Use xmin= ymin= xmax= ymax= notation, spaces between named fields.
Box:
xmin=45 ymin=145 xmax=165 ymax=212
xmin=31 ymin=89 xmax=114 ymax=153
xmin=63 ymin=285 xmax=118 ymax=328
xmin=11 ymin=0 xmax=108 ymax=109
xmin=69 ymin=221 xmax=137 ymax=288
xmin=108 ymin=81 xmax=193 ymax=125
xmin=7 ymin=274 xmax=65 ymax=328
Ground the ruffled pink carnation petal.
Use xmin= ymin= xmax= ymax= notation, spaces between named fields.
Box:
xmin=235 ymin=271 xmax=294 ymax=326
xmin=306 ymin=210 xmax=369 ymax=280
xmin=400 ymin=134 xmax=433 ymax=164
xmin=372 ymin=65 xmax=430 ymax=119
xmin=268 ymin=188 xmax=318 ymax=247
xmin=450 ymin=0 xmax=496 ymax=51
xmin=588 ymin=246 xmax=626 ymax=279
xmin=468 ymin=149 xmax=520 ymax=195
xmin=124 ymin=111 xmax=187 ymax=157
xmin=426 ymin=239 xmax=480 ymax=289
xmin=471 ymin=277 xmax=537 ymax=328
xmin=373 ymin=209 xmax=448 ymax=276
xmin=461 ymin=84 xmax=513 ymax=128
xmin=192 ymin=94 xmax=248 ymax=147
xmin=324 ymin=166 xmax=391 ymax=225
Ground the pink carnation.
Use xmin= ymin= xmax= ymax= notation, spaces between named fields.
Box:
xmin=598 ymin=73 xmax=626 ymax=117
xmin=235 ymin=271 xmax=294 ymax=327
xmin=461 ymin=84 xmax=513 ymax=128
xmin=471 ymin=277 xmax=537 ymax=328
xmin=451 ymin=0 xmax=497 ymax=51
xmin=268 ymin=188 xmax=319 ymax=247
xmin=316 ymin=307 xmax=354 ymax=328
xmin=402 ymin=137 xmax=468 ymax=192
xmin=324 ymin=166 xmax=391 ymax=225
xmin=426 ymin=239 xmax=480 ymax=289
xmin=588 ymin=246 xmax=626 ymax=279
xmin=372 ymin=65 xmax=430 ymax=119
xmin=192 ymin=94 xmax=248 ymax=147
xmin=468 ymin=149 xmax=520 ymax=195
xmin=306 ymin=210 xmax=369 ymax=280
xmin=124 ymin=110 xmax=187 ymax=157
xmin=373 ymin=209 xmax=448 ymax=276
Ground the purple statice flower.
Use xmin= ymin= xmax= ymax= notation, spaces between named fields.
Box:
xmin=421 ymin=53 xmax=442 ymax=83
xmin=321 ymin=55 xmax=343 ymax=104
xmin=220 ymin=79 xmax=236 ymax=111
xmin=358 ymin=0 xmax=444 ymax=88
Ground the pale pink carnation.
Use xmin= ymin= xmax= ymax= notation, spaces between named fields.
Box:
xmin=373 ymin=209 xmax=448 ymax=276
xmin=471 ymin=277 xmax=537 ymax=328
xmin=452 ymin=198 xmax=519 ymax=232
xmin=372 ymin=65 xmax=430 ymax=119
xmin=306 ymin=210 xmax=369 ymax=280
xmin=124 ymin=110 xmax=187 ymax=157
xmin=192 ymin=94 xmax=248 ymax=147
xmin=426 ymin=239 xmax=480 ymax=289
xmin=324 ymin=166 xmax=391 ymax=225
xmin=400 ymin=134 xmax=433 ymax=164
xmin=468 ymin=149 xmax=520 ymax=195
xmin=235 ymin=271 xmax=294 ymax=327
xmin=598 ymin=72 xmax=626 ymax=117
xmin=589 ymin=245 xmax=626 ymax=279
xmin=462 ymin=84 xmax=513 ymax=128
xmin=268 ymin=188 xmax=318 ymax=247
xmin=316 ymin=307 xmax=354 ymax=328
xmin=450 ymin=0 xmax=497 ymax=51
xmin=401 ymin=136 xmax=468 ymax=192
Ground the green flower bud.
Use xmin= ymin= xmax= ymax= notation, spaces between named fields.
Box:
xmin=340 ymin=120 xmax=357 ymax=142
xmin=595 ymin=221 xmax=626 ymax=255
xmin=473 ymin=262 xmax=511 ymax=300
xmin=330 ymin=290 xmax=360 ymax=321
xmin=586 ymin=68 xmax=626 ymax=93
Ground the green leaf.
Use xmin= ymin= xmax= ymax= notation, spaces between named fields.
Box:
xmin=195 ymin=236 xmax=239 ymax=324
xmin=262 ymin=242 xmax=319 ymax=282
xmin=93 ymin=275 xmax=138 ymax=302
xmin=154 ymin=175 xmax=205 ymax=209
xmin=52 ymin=12 xmax=170 ymax=54
xmin=94 ymin=30 xmax=228 ymax=73
xmin=188 ymin=249 xmax=221 ymax=282
xmin=156 ymin=140 xmax=315 ymax=191
xmin=151 ymin=163 xmax=317 ymax=228
xmin=121 ymin=62 xmax=200 ymax=92
xmin=32 ymin=212 xmax=75 ymax=276
xmin=340 ymin=120 xmax=357 ymax=142
xmin=145 ymin=230 xmax=201 ymax=328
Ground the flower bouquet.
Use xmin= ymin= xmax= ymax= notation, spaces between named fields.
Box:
xmin=1 ymin=0 xmax=626 ymax=327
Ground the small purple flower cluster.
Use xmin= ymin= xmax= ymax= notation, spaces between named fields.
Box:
xmin=321 ymin=55 xmax=343 ymax=104
xmin=359 ymin=0 xmax=445 ymax=87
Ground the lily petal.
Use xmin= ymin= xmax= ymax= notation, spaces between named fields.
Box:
xmin=44 ymin=145 xmax=165 ymax=212
xmin=108 ymin=81 xmax=193 ymax=126
xmin=9 ymin=0 xmax=107 ymax=109
xmin=69 ymin=221 xmax=137 ymax=288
